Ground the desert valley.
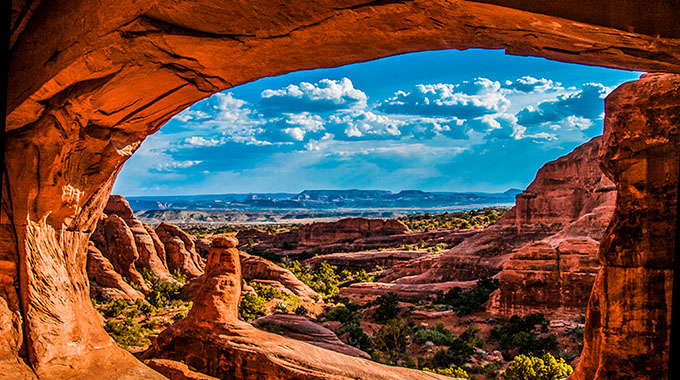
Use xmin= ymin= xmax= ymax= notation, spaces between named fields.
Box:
xmin=86 ymin=136 xmax=613 ymax=379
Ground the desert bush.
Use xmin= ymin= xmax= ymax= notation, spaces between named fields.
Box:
xmin=502 ymin=353 xmax=573 ymax=380
xmin=102 ymin=298 xmax=129 ymax=318
xmin=490 ymin=314 xmax=558 ymax=360
xmin=423 ymin=366 xmax=470 ymax=379
xmin=372 ymin=319 xmax=414 ymax=365
xmin=374 ymin=293 xmax=400 ymax=323
xmin=413 ymin=322 xmax=455 ymax=346
xmin=104 ymin=318 xmax=151 ymax=348
xmin=436 ymin=277 xmax=499 ymax=315
xmin=252 ymin=282 xmax=285 ymax=301
xmin=239 ymin=292 xmax=266 ymax=321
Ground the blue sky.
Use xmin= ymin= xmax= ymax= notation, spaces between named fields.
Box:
xmin=113 ymin=49 xmax=641 ymax=196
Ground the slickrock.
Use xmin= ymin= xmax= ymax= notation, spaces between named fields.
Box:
xmin=254 ymin=314 xmax=371 ymax=359
xmin=87 ymin=242 xmax=145 ymax=302
xmin=240 ymin=252 xmax=319 ymax=301
xmin=142 ymin=239 xmax=451 ymax=379
xmin=156 ymin=222 xmax=205 ymax=278
xmin=569 ymin=73 xmax=680 ymax=380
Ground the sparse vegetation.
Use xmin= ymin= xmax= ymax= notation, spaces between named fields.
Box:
xmin=490 ymin=314 xmax=559 ymax=360
xmin=239 ymin=292 xmax=267 ymax=321
xmin=502 ymin=353 xmax=573 ymax=380
xmin=424 ymin=366 xmax=470 ymax=379
xmin=399 ymin=208 xmax=508 ymax=232
xmin=435 ymin=277 xmax=499 ymax=315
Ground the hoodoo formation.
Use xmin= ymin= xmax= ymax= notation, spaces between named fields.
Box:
xmin=4 ymin=1 xmax=680 ymax=379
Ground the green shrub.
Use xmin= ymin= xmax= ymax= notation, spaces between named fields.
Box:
xmin=171 ymin=269 xmax=187 ymax=284
xmin=294 ymin=305 xmax=309 ymax=316
xmin=147 ymin=280 xmax=182 ymax=308
xmin=413 ymin=322 xmax=455 ymax=346
xmin=252 ymin=282 xmax=285 ymax=301
xmin=172 ymin=311 xmax=187 ymax=321
xmin=102 ymin=299 xmax=129 ymax=318
xmin=337 ymin=321 xmax=373 ymax=352
xmin=430 ymin=337 xmax=476 ymax=368
xmin=423 ymin=366 xmax=470 ymax=379
xmin=240 ymin=292 xmax=266 ymax=322
xmin=436 ymin=277 xmax=499 ymax=315
xmin=490 ymin=314 xmax=558 ymax=360
xmin=374 ymin=293 xmax=400 ymax=323
xmin=502 ymin=353 xmax=573 ymax=380
xmin=372 ymin=319 xmax=414 ymax=365
xmin=104 ymin=318 xmax=151 ymax=348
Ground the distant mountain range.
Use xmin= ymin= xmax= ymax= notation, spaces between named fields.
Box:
xmin=126 ymin=189 xmax=521 ymax=213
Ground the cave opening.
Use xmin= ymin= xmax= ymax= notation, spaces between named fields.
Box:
xmin=96 ymin=49 xmax=638 ymax=378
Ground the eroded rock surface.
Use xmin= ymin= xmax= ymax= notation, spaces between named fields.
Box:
xmin=569 ymin=73 xmax=679 ymax=380
xmin=156 ymin=223 xmax=205 ymax=278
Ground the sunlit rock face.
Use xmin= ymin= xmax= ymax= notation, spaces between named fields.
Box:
xmin=569 ymin=73 xmax=679 ymax=380
xmin=3 ymin=0 xmax=680 ymax=378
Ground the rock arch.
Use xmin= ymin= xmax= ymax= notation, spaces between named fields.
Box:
xmin=4 ymin=1 xmax=680 ymax=379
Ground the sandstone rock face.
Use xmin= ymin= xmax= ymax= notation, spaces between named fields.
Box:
xmin=91 ymin=214 xmax=150 ymax=293
xmin=143 ymin=359 xmax=219 ymax=380
xmin=242 ymin=217 xmax=410 ymax=256
xmin=4 ymin=1 xmax=680 ymax=378
xmin=568 ymin=73 xmax=679 ymax=380
xmin=254 ymin=314 xmax=371 ymax=359
xmin=303 ymin=249 xmax=428 ymax=272
xmin=87 ymin=242 xmax=145 ymax=302
xmin=497 ymin=136 xmax=616 ymax=230
xmin=156 ymin=223 xmax=205 ymax=278
xmin=143 ymin=240 xmax=451 ymax=380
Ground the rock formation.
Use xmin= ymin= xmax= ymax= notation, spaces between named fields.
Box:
xmin=4 ymin=1 xmax=680 ymax=378
xmin=239 ymin=217 xmax=410 ymax=256
xmin=569 ymin=73 xmax=678 ymax=380
xmin=156 ymin=223 xmax=205 ymax=278
xmin=254 ymin=314 xmax=370 ymax=359
xmin=497 ymin=137 xmax=616 ymax=232
xmin=87 ymin=242 xmax=145 ymax=302
xmin=384 ymin=136 xmax=615 ymax=286
xmin=91 ymin=213 xmax=150 ymax=293
xmin=142 ymin=238 xmax=450 ymax=379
